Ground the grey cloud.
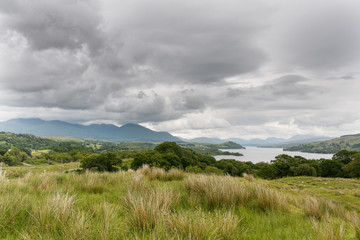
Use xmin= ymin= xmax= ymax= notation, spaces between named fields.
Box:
xmin=274 ymin=1 xmax=360 ymax=71
xmin=262 ymin=75 xmax=319 ymax=98
xmin=172 ymin=89 xmax=208 ymax=111
xmin=0 ymin=0 xmax=360 ymax=138
xmin=0 ymin=0 xmax=104 ymax=52
xmin=109 ymin=0 xmax=269 ymax=84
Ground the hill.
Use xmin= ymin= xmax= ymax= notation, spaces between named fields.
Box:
xmin=285 ymin=133 xmax=360 ymax=153
xmin=0 ymin=132 xmax=61 ymax=150
xmin=0 ymin=118 xmax=181 ymax=142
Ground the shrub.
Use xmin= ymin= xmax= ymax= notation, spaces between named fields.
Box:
xmin=80 ymin=152 xmax=122 ymax=172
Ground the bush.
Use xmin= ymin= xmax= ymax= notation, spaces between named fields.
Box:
xmin=291 ymin=164 xmax=317 ymax=176
xmin=80 ymin=152 xmax=122 ymax=172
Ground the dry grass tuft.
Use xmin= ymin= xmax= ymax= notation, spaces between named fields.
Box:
xmin=303 ymin=196 xmax=325 ymax=220
xmin=0 ymin=162 xmax=8 ymax=184
xmin=253 ymin=184 xmax=288 ymax=212
xmin=347 ymin=211 xmax=360 ymax=239
xmin=325 ymin=200 xmax=347 ymax=219
xmin=32 ymin=192 xmax=75 ymax=226
xmin=166 ymin=210 xmax=244 ymax=240
xmin=184 ymin=175 xmax=250 ymax=208
xmin=123 ymin=188 xmax=179 ymax=231
xmin=136 ymin=164 xmax=151 ymax=176
xmin=243 ymin=173 xmax=255 ymax=182
xmin=74 ymin=171 xmax=105 ymax=194
xmin=354 ymin=191 xmax=360 ymax=197
xmin=137 ymin=165 xmax=185 ymax=181
xmin=312 ymin=216 xmax=344 ymax=240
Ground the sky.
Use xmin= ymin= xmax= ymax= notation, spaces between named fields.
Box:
xmin=0 ymin=0 xmax=360 ymax=139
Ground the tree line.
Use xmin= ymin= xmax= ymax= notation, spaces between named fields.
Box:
xmin=1 ymin=141 xmax=359 ymax=179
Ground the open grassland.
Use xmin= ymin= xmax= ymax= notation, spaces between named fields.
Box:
xmin=0 ymin=164 xmax=359 ymax=239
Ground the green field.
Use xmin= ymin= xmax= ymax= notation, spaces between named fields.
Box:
xmin=0 ymin=164 xmax=359 ymax=239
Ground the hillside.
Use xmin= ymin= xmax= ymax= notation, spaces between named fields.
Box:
xmin=285 ymin=134 xmax=360 ymax=153
xmin=0 ymin=132 xmax=60 ymax=150
xmin=0 ymin=118 xmax=180 ymax=142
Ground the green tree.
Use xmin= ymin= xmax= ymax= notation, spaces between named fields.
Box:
xmin=81 ymin=152 xmax=122 ymax=172
xmin=343 ymin=157 xmax=360 ymax=178
xmin=332 ymin=150 xmax=358 ymax=165
xmin=1 ymin=148 xmax=29 ymax=166
xmin=271 ymin=154 xmax=298 ymax=178
xmin=319 ymin=160 xmax=344 ymax=177
xmin=291 ymin=164 xmax=317 ymax=176
xmin=255 ymin=162 xmax=276 ymax=179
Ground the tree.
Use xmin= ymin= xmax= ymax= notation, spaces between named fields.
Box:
xmin=332 ymin=150 xmax=358 ymax=165
xmin=343 ymin=158 xmax=360 ymax=178
xmin=256 ymin=162 xmax=276 ymax=179
xmin=319 ymin=160 xmax=344 ymax=177
xmin=1 ymin=148 xmax=29 ymax=166
xmin=291 ymin=164 xmax=317 ymax=176
xmin=81 ymin=152 xmax=122 ymax=172
xmin=0 ymin=146 xmax=8 ymax=156
xmin=271 ymin=154 xmax=298 ymax=178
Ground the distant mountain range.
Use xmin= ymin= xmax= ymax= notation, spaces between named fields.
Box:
xmin=185 ymin=135 xmax=331 ymax=147
xmin=0 ymin=118 xmax=180 ymax=142
xmin=0 ymin=118 xmax=332 ymax=146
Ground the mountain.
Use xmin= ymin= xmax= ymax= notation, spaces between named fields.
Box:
xmin=285 ymin=133 xmax=360 ymax=153
xmin=257 ymin=135 xmax=332 ymax=148
xmin=185 ymin=137 xmax=224 ymax=144
xmin=186 ymin=135 xmax=330 ymax=147
xmin=0 ymin=118 xmax=181 ymax=142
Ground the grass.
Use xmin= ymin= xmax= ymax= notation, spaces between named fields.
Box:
xmin=137 ymin=164 xmax=185 ymax=181
xmin=0 ymin=163 xmax=359 ymax=239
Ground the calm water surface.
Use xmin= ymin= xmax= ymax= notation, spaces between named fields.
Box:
xmin=215 ymin=146 xmax=334 ymax=163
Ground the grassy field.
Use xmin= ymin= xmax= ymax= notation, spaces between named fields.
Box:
xmin=0 ymin=164 xmax=359 ymax=239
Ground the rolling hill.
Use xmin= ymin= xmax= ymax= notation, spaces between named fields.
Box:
xmin=285 ymin=133 xmax=360 ymax=153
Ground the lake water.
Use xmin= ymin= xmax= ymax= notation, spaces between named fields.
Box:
xmin=215 ymin=146 xmax=334 ymax=163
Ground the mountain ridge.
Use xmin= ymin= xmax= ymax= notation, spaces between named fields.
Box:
xmin=0 ymin=118 xmax=180 ymax=142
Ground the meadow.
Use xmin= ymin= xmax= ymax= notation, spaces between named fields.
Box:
xmin=0 ymin=163 xmax=359 ymax=239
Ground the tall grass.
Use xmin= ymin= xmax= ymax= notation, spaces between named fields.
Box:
xmin=253 ymin=184 xmax=288 ymax=212
xmin=0 ymin=163 xmax=358 ymax=239
xmin=347 ymin=211 xmax=360 ymax=239
xmin=312 ymin=216 xmax=344 ymax=240
xmin=243 ymin=173 xmax=255 ymax=182
xmin=166 ymin=210 xmax=244 ymax=240
xmin=137 ymin=165 xmax=185 ymax=181
xmin=303 ymin=196 xmax=326 ymax=220
xmin=184 ymin=175 xmax=250 ymax=208
xmin=184 ymin=175 xmax=288 ymax=212
xmin=123 ymin=187 xmax=179 ymax=231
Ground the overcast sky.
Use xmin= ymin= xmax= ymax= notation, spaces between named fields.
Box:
xmin=0 ymin=0 xmax=360 ymax=139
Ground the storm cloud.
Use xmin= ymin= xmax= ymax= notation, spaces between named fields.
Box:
xmin=0 ymin=0 xmax=360 ymax=139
